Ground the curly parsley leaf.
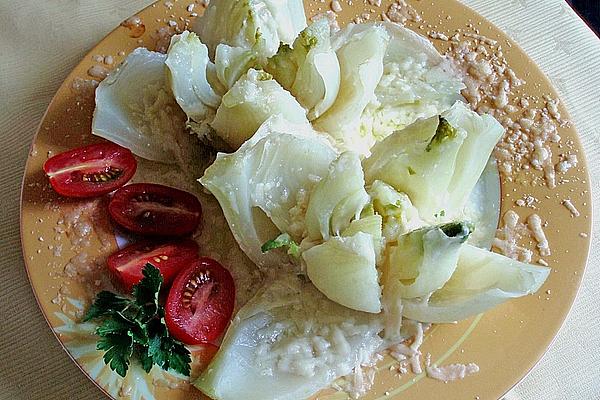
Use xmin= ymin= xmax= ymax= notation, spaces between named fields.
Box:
xmin=83 ymin=291 xmax=130 ymax=322
xmin=133 ymin=263 xmax=162 ymax=320
xmin=145 ymin=328 xmax=192 ymax=376
xmin=261 ymin=233 xmax=301 ymax=258
xmin=84 ymin=264 xmax=191 ymax=378
xmin=167 ymin=340 xmax=192 ymax=376
xmin=95 ymin=316 xmax=131 ymax=336
xmin=97 ymin=333 xmax=133 ymax=378
xmin=137 ymin=348 xmax=154 ymax=374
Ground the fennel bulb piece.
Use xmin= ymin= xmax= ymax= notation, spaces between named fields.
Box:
xmin=363 ymin=102 xmax=503 ymax=221
xmin=304 ymin=152 xmax=369 ymax=241
xmin=313 ymin=24 xmax=390 ymax=154
xmin=200 ymin=116 xmax=336 ymax=270
xmin=442 ymin=101 xmax=505 ymax=211
xmin=92 ymin=48 xmax=188 ymax=164
xmin=194 ymin=275 xmax=383 ymax=400
xmin=210 ymin=69 xmax=308 ymax=149
xmin=214 ymin=43 xmax=263 ymax=90
xmin=342 ymin=214 xmax=384 ymax=261
xmin=266 ymin=18 xmax=341 ymax=119
xmin=303 ymin=232 xmax=381 ymax=313
xmin=384 ymin=222 xmax=472 ymax=300
xmin=363 ymin=115 xmax=461 ymax=221
xmin=193 ymin=0 xmax=306 ymax=59
xmin=402 ymin=244 xmax=551 ymax=323
xmin=165 ymin=31 xmax=221 ymax=122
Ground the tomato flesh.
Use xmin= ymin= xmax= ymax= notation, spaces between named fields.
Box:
xmin=108 ymin=183 xmax=202 ymax=236
xmin=165 ymin=258 xmax=235 ymax=344
xmin=43 ymin=143 xmax=136 ymax=198
xmin=107 ymin=239 xmax=199 ymax=293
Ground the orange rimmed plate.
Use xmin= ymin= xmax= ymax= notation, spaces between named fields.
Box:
xmin=20 ymin=1 xmax=592 ymax=399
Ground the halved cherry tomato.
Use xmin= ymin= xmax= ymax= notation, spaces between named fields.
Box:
xmin=165 ymin=258 xmax=235 ymax=345
xmin=108 ymin=183 xmax=202 ymax=236
xmin=43 ymin=143 xmax=136 ymax=198
xmin=107 ymin=239 xmax=199 ymax=293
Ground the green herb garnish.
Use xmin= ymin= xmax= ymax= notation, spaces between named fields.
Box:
xmin=261 ymin=233 xmax=301 ymax=258
xmin=84 ymin=264 xmax=191 ymax=377
xmin=439 ymin=221 xmax=474 ymax=243
xmin=426 ymin=117 xmax=457 ymax=152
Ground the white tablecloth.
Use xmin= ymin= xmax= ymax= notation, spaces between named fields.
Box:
xmin=0 ymin=0 xmax=598 ymax=399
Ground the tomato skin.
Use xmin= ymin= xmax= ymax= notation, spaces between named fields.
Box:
xmin=43 ymin=143 xmax=136 ymax=198
xmin=108 ymin=183 xmax=202 ymax=236
xmin=107 ymin=239 xmax=199 ymax=293
xmin=165 ymin=258 xmax=235 ymax=345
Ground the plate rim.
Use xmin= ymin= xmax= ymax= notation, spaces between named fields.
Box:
xmin=19 ymin=0 xmax=594 ymax=399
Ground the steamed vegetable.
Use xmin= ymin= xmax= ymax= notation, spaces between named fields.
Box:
xmin=363 ymin=103 xmax=503 ymax=221
xmin=261 ymin=0 xmax=307 ymax=44
xmin=402 ymin=244 xmax=551 ymax=323
xmin=92 ymin=48 xmax=188 ymax=164
xmin=463 ymin=158 xmax=501 ymax=249
xmin=442 ymin=101 xmax=505 ymax=211
xmin=193 ymin=0 xmax=306 ymax=60
xmin=363 ymin=115 xmax=459 ymax=221
xmin=342 ymin=213 xmax=383 ymax=261
xmin=200 ymin=116 xmax=337 ymax=270
xmin=210 ymin=69 xmax=308 ymax=149
xmin=89 ymin=4 xmax=552 ymax=398
xmin=381 ymin=221 xmax=471 ymax=339
xmin=313 ymin=24 xmax=390 ymax=154
xmin=265 ymin=18 xmax=341 ymax=119
xmin=303 ymin=232 xmax=381 ymax=313
xmin=384 ymin=222 xmax=472 ymax=300
xmin=361 ymin=22 xmax=465 ymax=141
xmin=214 ymin=43 xmax=263 ymax=90
xmin=194 ymin=275 xmax=384 ymax=400
xmin=369 ymin=180 xmax=422 ymax=241
xmin=304 ymin=152 xmax=369 ymax=241
xmin=165 ymin=31 xmax=221 ymax=122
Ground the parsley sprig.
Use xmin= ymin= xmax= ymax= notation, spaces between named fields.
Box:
xmin=83 ymin=264 xmax=191 ymax=377
xmin=261 ymin=233 xmax=301 ymax=257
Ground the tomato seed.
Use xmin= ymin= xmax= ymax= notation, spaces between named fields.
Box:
xmin=182 ymin=271 xmax=212 ymax=308
xmin=82 ymin=167 xmax=123 ymax=183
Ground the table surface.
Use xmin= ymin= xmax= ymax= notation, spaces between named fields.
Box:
xmin=1 ymin=1 xmax=599 ymax=399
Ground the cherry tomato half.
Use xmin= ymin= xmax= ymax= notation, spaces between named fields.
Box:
xmin=108 ymin=183 xmax=202 ymax=236
xmin=165 ymin=258 xmax=235 ymax=345
xmin=107 ymin=239 xmax=199 ymax=293
xmin=43 ymin=143 xmax=136 ymax=198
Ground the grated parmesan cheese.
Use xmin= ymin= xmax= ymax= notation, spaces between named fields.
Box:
xmin=310 ymin=10 xmax=340 ymax=31
xmin=493 ymin=210 xmax=533 ymax=262
xmin=556 ymin=154 xmax=578 ymax=173
xmin=527 ymin=214 xmax=551 ymax=256
xmin=425 ymin=353 xmax=479 ymax=382
xmin=384 ymin=0 xmax=421 ymax=25
xmin=562 ymin=199 xmax=580 ymax=217
xmin=87 ymin=65 xmax=110 ymax=80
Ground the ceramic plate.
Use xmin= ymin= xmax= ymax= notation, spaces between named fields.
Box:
xmin=20 ymin=1 xmax=592 ymax=399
